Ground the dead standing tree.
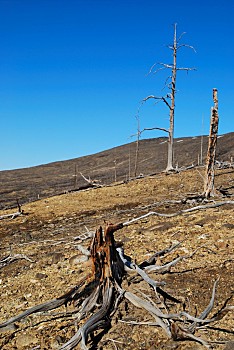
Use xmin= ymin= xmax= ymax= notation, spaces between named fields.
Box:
xmin=129 ymin=115 xmax=141 ymax=178
xmin=142 ymin=23 xmax=195 ymax=172
xmin=203 ymin=88 xmax=219 ymax=198
xmin=133 ymin=115 xmax=141 ymax=177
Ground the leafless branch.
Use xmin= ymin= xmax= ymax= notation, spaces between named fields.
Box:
xmin=0 ymin=211 xmax=23 ymax=220
xmin=143 ymin=95 xmax=171 ymax=110
xmin=148 ymin=65 xmax=168 ymax=75
xmin=141 ymin=127 xmax=169 ymax=134
xmin=176 ymin=67 xmax=196 ymax=71
xmin=177 ymin=31 xmax=186 ymax=43
xmin=147 ymin=62 xmax=158 ymax=75
xmin=79 ymin=172 xmax=102 ymax=187
xmin=123 ymin=201 xmax=234 ymax=226
xmin=0 ymin=253 xmax=35 ymax=269
xmin=158 ymin=62 xmax=173 ymax=69
xmin=177 ymin=44 xmax=196 ymax=52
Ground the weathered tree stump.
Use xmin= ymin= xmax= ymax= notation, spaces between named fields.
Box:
xmin=0 ymin=223 xmax=233 ymax=349
xmin=203 ymin=88 xmax=219 ymax=198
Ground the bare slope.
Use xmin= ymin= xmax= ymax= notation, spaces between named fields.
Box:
xmin=0 ymin=132 xmax=233 ymax=209
xmin=0 ymin=168 xmax=233 ymax=349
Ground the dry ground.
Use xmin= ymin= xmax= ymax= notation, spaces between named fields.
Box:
xmin=1 ymin=132 xmax=233 ymax=210
xmin=0 ymin=168 xmax=233 ymax=350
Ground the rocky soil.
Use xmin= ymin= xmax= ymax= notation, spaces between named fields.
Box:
xmin=0 ymin=167 xmax=233 ymax=349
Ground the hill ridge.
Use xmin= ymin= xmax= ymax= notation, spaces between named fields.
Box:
xmin=0 ymin=132 xmax=233 ymax=209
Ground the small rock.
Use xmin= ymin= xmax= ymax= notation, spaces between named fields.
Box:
xmin=225 ymin=341 xmax=234 ymax=350
xmin=194 ymin=219 xmax=206 ymax=227
xmin=162 ymin=341 xmax=178 ymax=349
xmin=24 ymin=293 xmax=32 ymax=299
xmin=198 ymin=234 xmax=209 ymax=240
xmin=222 ymin=223 xmax=234 ymax=230
xmin=131 ymin=333 xmax=139 ymax=341
xmin=51 ymin=252 xmax=64 ymax=264
xmin=15 ymin=302 xmax=28 ymax=309
xmin=69 ymin=255 xmax=88 ymax=265
xmin=35 ymin=272 xmax=48 ymax=280
xmin=15 ymin=333 xmax=38 ymax=347
xmin=30 ymin=279 xmax=39 ymax=284
xmin=215 ymin=239 xmax=228 ymax=249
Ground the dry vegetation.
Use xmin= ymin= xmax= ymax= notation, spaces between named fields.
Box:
xmin=0 ymin=132 xmax=233 ymax=210
xmin=0 ymin=166 xmax=234 ymax=349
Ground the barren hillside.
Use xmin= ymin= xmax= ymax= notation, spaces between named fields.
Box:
xmin=0 ymin=132 xmax=233 ymax=210
xmin=0 ymin=166 xmax=233 ymax=350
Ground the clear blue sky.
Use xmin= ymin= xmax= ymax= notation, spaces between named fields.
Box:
xmin=0 ymin=0 xmax=233 ymax=170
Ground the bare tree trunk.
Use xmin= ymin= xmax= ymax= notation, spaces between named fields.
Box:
xmin=200 ymin=115 xmax=204 ymax=165
xmin=74 ymin=164 xmax=78 ymax=188
xmin=203 ymin=88 xmax=219 ymax=198
xmin=166 ymin=24 xmax=177 ymax=172
xmin=167 ymin=129 xmax=174 ymax=171
xmin=114 ymin=160 xmax=117 ymax=182
xmin=134 ymin=116 xmax=140 ymax=177
xmin=128 ymin=146 xmax=131 ymax=180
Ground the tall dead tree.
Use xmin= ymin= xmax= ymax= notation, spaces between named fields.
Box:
xmin=143 ymin=23 xmax=195 ymax=172
xmin=203 ymin=88 xmax=219 ymax=198
xmin=130 ymin=115 xmax=141 ymax=177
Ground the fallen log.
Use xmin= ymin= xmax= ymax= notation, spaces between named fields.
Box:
xmin=0 ymin=200 xmax=24 ymax=220
xmin=0 ymin=211 xmax=23 ymax=221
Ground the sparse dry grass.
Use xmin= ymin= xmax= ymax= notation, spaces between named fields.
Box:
xmin=0 ymin=168 xmax=233 ymax=349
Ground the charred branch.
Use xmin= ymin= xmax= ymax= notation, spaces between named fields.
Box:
xmin=141 ymin=127 xmax=169 ymax=134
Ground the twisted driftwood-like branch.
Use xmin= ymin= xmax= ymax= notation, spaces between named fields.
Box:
xmin=0 ymin=222 xmax=233 ymax=349
xmin=0 ymin=200 xmax=24 ymax=221
xmin=122 ymin=200 xmax=234 ymax=226
xmin=0 ymin=253 xmax=34 ymax=269
xmin=0 ymin=211 xmax=23 ymax=220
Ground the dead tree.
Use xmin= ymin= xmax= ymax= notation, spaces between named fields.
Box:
xmin=203 ymin=88 xmax=219 ymax=198
xmin=130 ymin=115 xmax=141 ymax=177
xmin=134 ymin=116 xmax=141 ymax=177
xmin=142 ymin=23 xmax=195 ymax=172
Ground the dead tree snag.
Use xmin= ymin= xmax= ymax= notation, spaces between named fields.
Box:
xmin=141 ymin=23 xmax=196 ymax=172
xmin=204 ymin=88 xmax=219 ymax=198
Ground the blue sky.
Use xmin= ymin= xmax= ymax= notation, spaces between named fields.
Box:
xmin=0 ymin=0 xmax=233 ymax=170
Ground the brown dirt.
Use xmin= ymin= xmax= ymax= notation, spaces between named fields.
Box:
xmin=0 ymin=168 xmax=233 ymax=350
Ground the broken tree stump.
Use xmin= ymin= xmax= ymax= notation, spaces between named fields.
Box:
xmin=0 ymin=222 xmax=233 ymax=350
xmin=203 ymin=88 xmax=219 ymax=198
